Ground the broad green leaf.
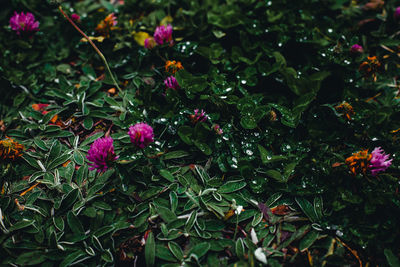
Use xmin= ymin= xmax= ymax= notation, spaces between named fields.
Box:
xmin=385 ymin=249 xmax=400 ymax=267
xmin=218 ymin=180 xmax=246 ymax=193
xmin=160 ymin=169 xmax=175 ymax=182
xmin=157 ymin=206 xmax=177 ymax=223
xmin=67 ymin=211 xmax=84 ymax=233
xmin=168 ymin=241 xmax=184 ymax=261
xmin=295 ymin=198 xmax=318 ymax=222
xmin=299 ymin=230 xmax=319 ymax=252
xmin=189 ymin=242 xmax=211 ymax=259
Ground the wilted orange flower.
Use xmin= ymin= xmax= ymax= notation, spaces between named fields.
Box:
xmin=0 ymin=137 xmax=24 ymax=161
xmin=345 ymin=149 xmax=371 ymax=175
xmin=165 ymin=60 xmax=184 ymax=74
xmin=359 ymin=56 xmax=382 ymax=81
xmin=32 ymin=104 xmax=61 ymax=125
xmin=271 ymin=205 xmax=291 ymax=215
xmin=363 ymin=0 xmax=384 ymax=10
xmin=335 ymin=102 xmax=355 ymax=120
xmin=0 ymin=120 xmax=5 ymax=132
xmin=96 ymin=13 xmax=117 ymax=37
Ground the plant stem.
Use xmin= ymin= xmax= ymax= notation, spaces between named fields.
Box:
xmin=58 ymin=6 xmax=122 ymax=94
xmin=233 ymin=214 xmax=239 ymax=240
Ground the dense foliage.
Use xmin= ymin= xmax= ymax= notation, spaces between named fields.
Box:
xmin=1 ymin=0 xmax=400 ymax=266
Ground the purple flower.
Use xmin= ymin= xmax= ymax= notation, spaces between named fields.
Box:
xmin=71 ymin=13 xmax=81 ymax=23
xmin=154 ymin=24 xmax=173 ymax=45
xmin=9 ymin=11 xmax=39 ymax=36
xmin=144 ymin=37 xmax=156 ymax=49
xmin=128 ymin=122 xmax=154 ymax=149
xmin=350 ymin=44 xmax=363 ymax=53
xmin=86 ymin=136 xmax=118 ymax=172
xmin=369 ymin=147 xmax=392 ymax=176
xmin=164 ymin=76 xmax=179 ymax=90
xmin=190 ymin=109 xmax=208 ymax=123
xmin=395 ymin=7 xmax=400 ymax=19
xmin=213 ymin=124 xmax=223 ymax=135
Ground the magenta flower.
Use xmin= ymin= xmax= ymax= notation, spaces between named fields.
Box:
xmin=154 ymin=24 xmax=173 ymax=45
xmin=350 ymin=44 xmax=363 ymax=53
xmin=71 ymin=13 xmax=81 ymax=23
xmin=9 ymin=11 xmax=39 ymax=36
xmin=395 ymin=7 xmax=400 ymax=19
xmin=213 ymin=124 xmax=223 ymax=135
xmin=128 ymin=122 xmax=154 ymax=149
xmin=190 ymin=109 xmax=208 ymax=123
xmin=144 ymin=37 xmax=156 ymax=49
xmin=86 ymin=136 xmax=118 ymax=172
xmin=164 ymin=76 xmax=179 ymax=90
xmin=369 ymin=147 xmax=392 ymax=176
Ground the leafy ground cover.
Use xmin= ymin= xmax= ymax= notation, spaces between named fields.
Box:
xmin=1 ymin=0 xmax=400 ymax=266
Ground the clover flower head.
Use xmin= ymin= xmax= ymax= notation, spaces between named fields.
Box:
xmin=359 ymin=56 xmax=382 ymax=81
xmin=0 ymin=137 xmax=24 ymax=161
xmin=96 ymin=13 xmax=117 ymax=36
xmin=370 ymin=147 xmax=392 ymax=176
xmin=164 ymin=76 xmax=179 ymax=90
xmin=144 ymin=37 xmax=156 ymax=49
xmin=350 ymin=44 xmax=363 ymax=53
xmin=10 ymin=11 xmax=39 ymax=36
xmin=395 ymin=7 xmax=400 ymax=19
xmin=213 ymin=124 xmax=223 ymax=135
xmin=335 ymin=102 xmax=355 ymax=120
xmin=165 ymin=60 xmax=184 ymax=74
xmin=71 ymin=13 xmax=81 ymax=22
xmin=345 ymin=149 xmax=371 ymax=175
xmin=128 ymin=122 xmax=154 ymax=149
xmin=190 ymin=109 xmax=208 ymax=123
xmin=154 ymin=24 xmax=173 ymax=45
xmin=86 ymin=136 xmax=118 ymax=172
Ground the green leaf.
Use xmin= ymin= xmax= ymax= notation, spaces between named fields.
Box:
xmin=178 ymin=126 xmax=193 ymax=145
xmin=101 ymin=249 xmax=114 ymax=262
xmin=73 ymin=150 xmax=85 ymax=165
xmin=194 ymin=141 xmax=212 ymax=156
xmin=156 ymin=244 xmax=176 ymax=262
xmin=15 ymin=251 xmax=47 ymax=266
xmin=83 ymin=117 xmax=94 ymax=130
xmin=185 ymin=210 xmax=197 ymax=232
xmin=59 ymin=250 xmax=87 ymax=267
xmin=218 ymin=180 xmax=246 ymax=193
xmin=53 ymin=216 xmax=65 ymax=231
xmin=313 ymin=196 xmax=323 ymax=221
xmin=235 ymin=238 xmax=245 ymax=259
xmin=81 ymin=132 xmax=104 ymax=146
xmin=170 ymin=191 xmax=178 ymax=213
xmin=299 ymin=230 xmax=319 ymax=252
xmin=13 ymin=93 xmax=26 ymax=107
xmin=9 ymin=219 xmax=35 ymax=231
xmin=265 ymin=170 xmax=282 ymax=182
xmin=157 ymin=206 xmax=177 ymax=223
xmin=295 ymin=197 xmax=318 ymax=222
xmin=67 ymin=211 xmax=84 ymax=233
xmin=251 ymin=212 xmax=263 ymax=227
xmin=189 ymin=242 xmax=211 ymax=258
xmin=385 ymin=249 xmax=400 ymax=267
xmin=207 ymin=8 xmax=244 ymax=29
xmin=160 ymin=169 xmax=175 ymax=182
xmin=48 ymin=140 xmax=62 ymax=161
xmin=168 ymin=241 xmax=184 ymax=261
xmin=163 ymin=150 xmax=190 ymax=160
xmin=47 ymin=154 xmax=71 ymax=170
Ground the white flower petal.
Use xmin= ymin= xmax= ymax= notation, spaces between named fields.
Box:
xmin=254 ymin=248 xmax=268 ymax=264
xmin=250 ymin=228 xmax=259 ymax=244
